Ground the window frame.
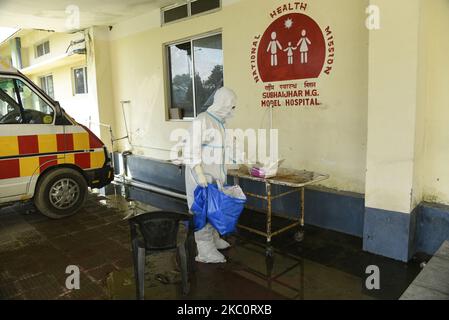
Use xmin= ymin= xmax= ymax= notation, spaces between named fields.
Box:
xmin=161 ymin=0 xmax=222 ymax=26
xmin=35 ymin=40 xmax=50 ymax=58
xmin=39 ymin=74 xmax=54 ymax=99
xmin=164 ymin=30 xmax=223 ymax=122
xmin=0 ymin=77 xmax=22 ymax=124
xmin=0 ymin=75 xmax=56 ymax=125
xmin=72 ymin=66 xmax=88 ymax=96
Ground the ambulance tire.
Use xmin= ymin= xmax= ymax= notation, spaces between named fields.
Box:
xmin=34 ymin=168 xmax=88 ymax=219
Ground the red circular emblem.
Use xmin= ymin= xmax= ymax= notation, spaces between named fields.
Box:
xmin=257 ymin=13 xmax=326 ymax=82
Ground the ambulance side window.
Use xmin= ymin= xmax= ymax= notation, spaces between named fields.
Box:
xmin=16 ymin=79 xmax=55 ymax=125
xmin=0 ymin=78 xmax=22 ymax=125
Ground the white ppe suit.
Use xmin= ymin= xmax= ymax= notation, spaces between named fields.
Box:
xmin=185 ymin=87 xmax=237 ymax=263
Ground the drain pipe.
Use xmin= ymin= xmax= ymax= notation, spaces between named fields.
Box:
xmin=121 ymin=177 xmax=187 ymax=200
xmin=122 ymin=150 xmax=133 ymax=179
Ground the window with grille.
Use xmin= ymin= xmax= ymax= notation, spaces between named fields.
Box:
xmin=162 ymin=0 xmax=221 ymax=25
xmin=73 ymin=67 xmax=88 ymax=95
xmin=35 ymin=41 xmax=50 ymax=58
xmin=39 ymin=75 xmax=54 ymax=98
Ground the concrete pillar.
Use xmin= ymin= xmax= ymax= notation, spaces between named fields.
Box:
xmin=364 ymin=0 xmax=422 ymax=261
xmin=83 ymin=26 xmax=116 ymax=151
xmin=9 ymin=37 xmax=22 ymax=69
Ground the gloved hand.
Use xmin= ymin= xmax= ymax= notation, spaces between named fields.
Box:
xmin=194 ymin=165 xmax=208 ymax=187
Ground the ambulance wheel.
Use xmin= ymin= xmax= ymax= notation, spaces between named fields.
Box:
xmin=34 ymin=168 xmax=88 ymax=219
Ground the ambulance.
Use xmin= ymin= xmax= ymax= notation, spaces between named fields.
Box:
xmin=0 ymin=65 xmax=113 ymax=218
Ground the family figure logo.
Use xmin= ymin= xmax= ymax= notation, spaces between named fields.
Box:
xmin=267 ymin=25 xmax=312 ymax=67
xmin=258 ymin=12 xmax=326 ymax=82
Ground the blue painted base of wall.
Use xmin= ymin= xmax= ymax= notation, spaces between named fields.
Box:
xmin=232 ymin=178 xmax=365 ymax=237
xmin=114 ymin=153 xmax=449 ymax=261
xmin=363 ymin=207 xmax=417 ymax=262
xmin=363 ymin=204 xmax=449 ymax=261
xmin=307 ymin=187 xmax=365 ymax=237
xmin=416 ymin=202 xmax=449 ymax=255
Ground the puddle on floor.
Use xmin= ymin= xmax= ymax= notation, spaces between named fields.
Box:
xmin=0 ymin=182 xmax=425 ymax=300
xmin=99 ymin=182 xmax=423 ymax=300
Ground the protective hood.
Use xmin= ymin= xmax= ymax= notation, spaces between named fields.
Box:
xmin=207 ymin=87 xmax=237 ymax=122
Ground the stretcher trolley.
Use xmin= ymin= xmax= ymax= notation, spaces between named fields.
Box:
xmin=228 ymin=167 xmax=329 ymax=256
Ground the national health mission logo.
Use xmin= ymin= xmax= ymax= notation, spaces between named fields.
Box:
xmin=250 ymin=1 xmax=335 ymax=108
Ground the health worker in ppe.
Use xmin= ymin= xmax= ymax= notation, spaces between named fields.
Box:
xmin=185 ymin=87 xmax=238 ymax=264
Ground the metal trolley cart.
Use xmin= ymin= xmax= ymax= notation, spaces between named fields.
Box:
xmin=228 ymin=167 xmax=329 ymax=256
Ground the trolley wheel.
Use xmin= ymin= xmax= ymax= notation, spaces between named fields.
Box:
xmin=265 ymin=246 xmax=274 ymax=257
xmin=294 ymin=230 xmax=305 ymax=242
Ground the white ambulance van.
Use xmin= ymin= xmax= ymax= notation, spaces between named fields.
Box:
xmin=0 ymin=65 xmax=113 ymax=218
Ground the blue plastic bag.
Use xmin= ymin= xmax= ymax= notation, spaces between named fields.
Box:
xmin=191 ymin=184 xmax=246 ymax=235
xmin=190 ymin=186 xmax=208 ymax=232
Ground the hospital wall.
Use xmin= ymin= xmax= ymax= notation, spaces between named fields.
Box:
xmin=105 ymin=0 xmax=370 ymax=195
xmin=20 ymin=31 xmax=84 ymax=69
xmin=362 ymin=0 xmax=449 ymax=208
xmin=413 ymin=0 xmax=449 ymax=256
xmin=97 ymin=0 xmax=449 ymax=260
xmin=90 ymin=27 xmax=116 ymax=150
xmin=420 ymin=0 xmax=449 ymax=206
xmin=0 ymin=29 xmax=102 ymax=135
xmin=0 ymin=46 xmax=10 ymax=64
xmin=27 ymin=61 xmax=93 ymax=125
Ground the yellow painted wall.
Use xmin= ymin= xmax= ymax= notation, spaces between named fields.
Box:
xmin=90 ymin=27 xmax=116 ymax=151
xmin=365 ymin=0 xmax=421 ymax=214
xmin=412 ymin=2 xmax=426 ymax=210
xmin=18 ymin=29 xmax=100 ymax=134
xmin=106 ymin=0 xmax=369 ymax=193
xmin=420 ymin=0 xmax=449 ymax=205
xmin=28 ymin=60 xmax=91 ymax=125
xmin=365 ymin=0 xmax=449 ymax=211
xmin=20 ymin=30 xmax=84 ymax=68
xmin=0 ymin=0 xmax=446 ymax=209
xmin=0 ymin=45 xmax=11 ymax=65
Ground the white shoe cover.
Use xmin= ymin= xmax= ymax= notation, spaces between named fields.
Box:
xmin=211 ymin=227 xmax=231 ymax=250
xmin=195 ymin=224 xmax=226 ymax=263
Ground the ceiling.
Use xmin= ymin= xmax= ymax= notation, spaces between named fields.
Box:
xmin=0 ymin=0 xmax=176 ymax=32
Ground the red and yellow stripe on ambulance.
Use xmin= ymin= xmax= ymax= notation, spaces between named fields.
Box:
xmin=0 ymin=126 xmax=105 ymax=180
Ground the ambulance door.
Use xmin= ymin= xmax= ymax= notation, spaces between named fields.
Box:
xmin=0 ymin=76 xmax=27 ymax=198
xmin=0 ymin=76 xmax=58 ymax=198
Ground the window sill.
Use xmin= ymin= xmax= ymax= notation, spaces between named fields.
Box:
xmin=35 ymin=53 xmax=51 ymax=59
xmin=167 ymin=118 xmax=194 ymax=122
xmin=161 ymin=7 xmax=221 ymax=27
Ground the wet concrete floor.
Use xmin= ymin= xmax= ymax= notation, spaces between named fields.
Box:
xmin=0 ymin=183 xmax=426 ymax=300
